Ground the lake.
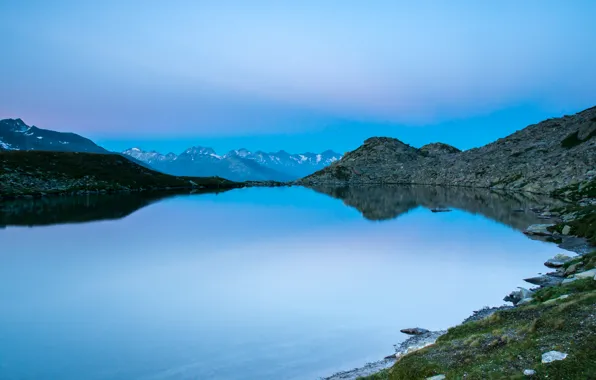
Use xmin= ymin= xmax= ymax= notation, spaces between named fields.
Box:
xmin=0 ymin=186 xmax=568 ymax=380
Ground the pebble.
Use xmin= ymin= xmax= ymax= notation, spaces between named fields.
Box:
xmin=542 ymin=351 xmax=568 ymax=363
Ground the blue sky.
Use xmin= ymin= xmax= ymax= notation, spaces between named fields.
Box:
xmin=1 ymin=0 xmax=595 ymax=154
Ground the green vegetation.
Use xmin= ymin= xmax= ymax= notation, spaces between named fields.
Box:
xmin=0 ymin=151 xmax=242 ymax=197
xmin=548 ymin=205 xmax=596 ymax=243
xmin=358 ymin=272 xmax=596 ymax=379
xmin=549 ymin=179 xmax=596 ymax=242
xmin=552 ymin=179 xmax=596 ymax=201
xmin=357 ymin=369 xmax=389 ymax=380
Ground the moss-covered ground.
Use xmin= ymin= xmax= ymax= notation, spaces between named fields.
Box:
xmin=359 ymin=272 xmax=596 ymax=379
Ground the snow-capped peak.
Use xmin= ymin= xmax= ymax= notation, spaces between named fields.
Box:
xmin=1 ymin=118 xmax=31 ymax=133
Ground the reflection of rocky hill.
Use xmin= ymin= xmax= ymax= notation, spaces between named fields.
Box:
xmin=310 ymin=185 xmax=564 ymax=231
xmin=0 ymin=190 xmax=225 ymax=227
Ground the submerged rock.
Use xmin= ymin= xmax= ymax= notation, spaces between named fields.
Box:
xmin=400 ymin=327 xmax=430 ymax=335
xmin=430 ymin=208 xmax=452 ymax=213
xmin=542 ymin=351 xmax=568 ymax=363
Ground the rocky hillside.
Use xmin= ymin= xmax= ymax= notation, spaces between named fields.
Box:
xmin=0 ymin=151 xmax=241 ymax=198
xmin=300 ymin=106 xmax=596 ymax=194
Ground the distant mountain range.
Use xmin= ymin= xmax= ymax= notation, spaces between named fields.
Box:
xmin=122 ymin=147 xmax=341 ymax=181
xmin=0 ymin=118 xmax=341 ymax=182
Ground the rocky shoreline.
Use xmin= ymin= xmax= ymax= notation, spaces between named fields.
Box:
xmin=322 ymin=193 xmax=595 ymax=380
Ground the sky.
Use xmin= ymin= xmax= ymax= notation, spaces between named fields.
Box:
xmin=1 ymin=0 xmax=595 ymax=154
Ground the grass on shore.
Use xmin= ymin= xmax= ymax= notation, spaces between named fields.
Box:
xmin=359 ymin=263 xmax=596 ymax=380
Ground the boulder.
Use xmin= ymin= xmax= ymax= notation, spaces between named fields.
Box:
xmin=542 ymin=351 xmax=568 ymax=363
xmin=523 ymin=369 xmax=536 ymax=376
xmin=517 ymin=297 xmax=534 ymax=305
xmin=524 ymin=224 xmax=555 ymax=236
xmin=561 ymin=225 xmax=572 ymax=235
xmin=544 ymin=254 xmax=573 ymax=268
xmin=564 ymin=263 xmax=580 ymax=276
xmin=524 ymin=275 xmax=563 ymax=287
xmin=504 ymin=287 xmax=534 ymax=305
xmin=575 ymin=268 xmax=596 ymax=279
xmin=562 ymin=277 xmax=579 ymax=285
xmin=426 ymin=375 xmax=446 ymax=380
xmin=400 ymin=327 xmax=430 ymax=335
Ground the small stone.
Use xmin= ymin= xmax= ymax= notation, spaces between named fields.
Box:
xmin=523 ymin=369 xmax=536 ymax=376
xmin=426 ymin=375 xmax=446 ymax=380
xmin=400 ymin=327 xmax=430 ymax=335
xmin=542 ymin=350 xmax=568 ymax=363
xmin=575 ymin=269 xmax=596 ymax=279
xmin=561 ymin=225 xmax=572 ymax=235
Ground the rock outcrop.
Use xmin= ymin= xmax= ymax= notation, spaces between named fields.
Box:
xmin=300 ymin=106 xmax=596 ymax=194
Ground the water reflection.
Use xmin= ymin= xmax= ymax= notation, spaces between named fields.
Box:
xmin=0 ymin=190 xmax=228 ymax=227
xmin=310 ymin=185 xmax=564 ymax=231
xmin=0 ymin=185 xmax=563 ymax=229
xmin=0 ymin=186 xmax=569 ymax=380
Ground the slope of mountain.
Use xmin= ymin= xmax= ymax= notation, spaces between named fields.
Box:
xmin=0 ymin=118 xmax=108 ymax=153
xmin=0 ymin=151 xmax=241 ymax=198
xmin=122 ymin=147 xmax=342 ymax=182
xmin=300 ymin=106 xmax=596 ymax=194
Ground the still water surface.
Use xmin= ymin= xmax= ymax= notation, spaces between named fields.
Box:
xmin=0 ymin=186 xmax=567 ymax=379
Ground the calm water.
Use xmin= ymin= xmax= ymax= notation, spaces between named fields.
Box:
xmin=0 ymin=186 xmax=567 ymax=380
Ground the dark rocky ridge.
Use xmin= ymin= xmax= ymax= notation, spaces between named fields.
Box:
xmin=0 ymin=151 xmax=241 ymax=198
xmin=300 ymin=106 xmax=596 ymax=194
